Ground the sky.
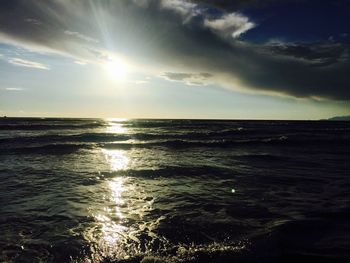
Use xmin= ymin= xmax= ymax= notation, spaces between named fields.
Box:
xmin=0 ymin=0 xmax=349 ymax=119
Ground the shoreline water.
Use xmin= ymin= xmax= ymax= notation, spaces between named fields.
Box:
xmin=1 ymin=118 xmax=349 ymax=262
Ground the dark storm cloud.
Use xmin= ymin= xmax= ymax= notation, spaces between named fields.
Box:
xmin=267 ymin=42 xmax=348 ymax=67
xmin=191 ymin=0 xmax=303 ymax=10
xmin=191 ymin=0 xmax=350 ymax=11
xmin=192 ymin=0 xmax=275 ymax=10
xmin=0 ymin=0 xmax=349 ymax=100
xmin=0 ymin=0 xmax=103 ymax=59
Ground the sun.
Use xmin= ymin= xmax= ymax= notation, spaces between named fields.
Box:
xmin=104 ymin=59 xmax=129 ymax=80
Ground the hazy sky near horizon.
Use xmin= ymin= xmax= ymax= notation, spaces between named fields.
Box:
xmin=0 ymin=0 xmax=349 ymax=119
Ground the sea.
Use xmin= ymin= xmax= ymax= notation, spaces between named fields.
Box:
xmin=0 ymin=118 xmax=349 ymax=263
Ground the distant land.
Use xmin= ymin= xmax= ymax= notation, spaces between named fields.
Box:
xmin=326 ymin=116 xmax=350 ymax=121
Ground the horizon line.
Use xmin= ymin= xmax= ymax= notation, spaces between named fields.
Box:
xmin=1 ymin=115 xmax=345 ymax=121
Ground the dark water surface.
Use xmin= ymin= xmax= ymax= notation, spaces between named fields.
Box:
xmin=1 ymin=118 xmax=350 ymax=263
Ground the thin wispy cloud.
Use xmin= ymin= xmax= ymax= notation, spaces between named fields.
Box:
xmin=8 ymin=58 xmax=49 ymax=70
xmin=74 ymin=60 xmax=88 ymax=65
xmin=128 ymin=80 xmax=149 ymax=85
xmin=64 ymin=30 xmax=99 ymax=43
xmin=25 ymin=18 xmax=42 ymax=26
xmin=4 ymin=87 xmax=25 ymax=91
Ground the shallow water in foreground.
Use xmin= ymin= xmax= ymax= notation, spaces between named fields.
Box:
xmin=1 ymin=118 xmax=350 ymax=262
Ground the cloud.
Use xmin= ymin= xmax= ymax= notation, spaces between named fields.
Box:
xmin=4 ymin=87 xmax=24 ymax=91
xmin=24 ymin=18 xmax=42 ymax=25
xmin=204 ymin=13 xmax=255 ymax=38
xmin=155 ymin=0 xmax=256 ymax=38
xmin=129 ymin=80 xmax=149 ymax=85
xmin=0 ymin=0 xmax=349 ymax=100
xmin=162 ymin=72 xmax=213 ymax=85
xmin=8 ymin=58 xmax=49 ymax=70
xmin=266 ymin=42 xmax=348 ymax=67
xmin=160 ymin=0 xmax=198 ymax=19
xmin=74 ymin=60 xmax=88 ymax=65
xmin=64 ymin=30 xmax=99 ymax=43
xmin=192 ymin=0 xmax=300 ymax=11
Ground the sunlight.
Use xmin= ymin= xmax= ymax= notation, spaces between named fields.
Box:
xmin=102 ymin=149 xmax=129 ymax=171
xmin=106 ymin=118 xmax=128 ymax=122
xmin=94 ymin=213 xmax=127 ymax=244
xmin=104 ymin=58 xmax=129 ymax=81
xmin=93 ymin=177 xmax=128 ymax=246
xmin=94 ymin=152 xmax=129 ymax=246
xmin=85 ymin=147 xmax=161 ymax=259
xmin=106 ymin=121 xmax=127 ymax=134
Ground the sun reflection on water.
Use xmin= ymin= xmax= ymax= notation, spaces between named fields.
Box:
xmin=102 ymin=149 xmax=129 ymax=171
xmin=87 ymin=118 xmax=134 ymax=259
xmin=84 ymin=121 xmax=163 ymax=261
xmin=106 ymin=123 xmax=127 ymax=134
xmin=106 ymin=118 xmax=128 ymax=134
xmin=92 ymin=148 xmax=130 ymax=247
xmin=94 ymin=211 xmax=127 ymax=245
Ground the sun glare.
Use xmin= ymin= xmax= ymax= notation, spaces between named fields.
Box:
xmin=104 ymin=59 xmax=129 ymax=80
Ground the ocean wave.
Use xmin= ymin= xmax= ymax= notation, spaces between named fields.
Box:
xmin=2 ymin=135 xmax=350 ymax=154
xmin=0 ymin=123 xmax=105 ymax=130
xmin=0 ymin=133 xmax=130 ymax=144
xmin=1 ymin=130 xmax=349 ymax=147
xmin=0 ymin=143 xmax=94 ymax=154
